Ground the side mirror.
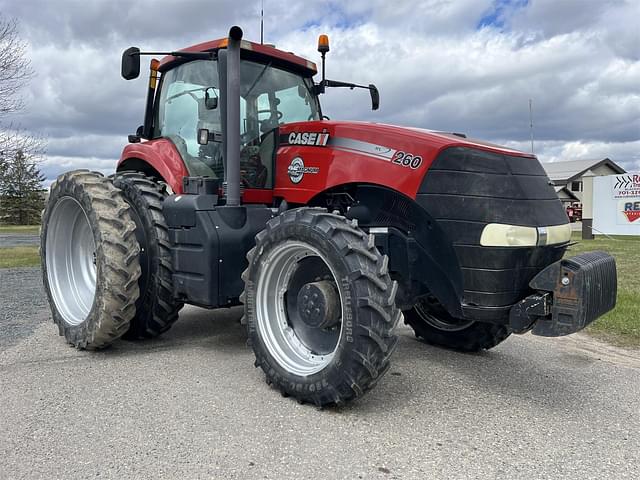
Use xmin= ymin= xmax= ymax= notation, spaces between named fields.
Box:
xmin=121 ymin=47 xmax=141 ymax=80
xmin=369 ymin=84 xmax=379 ymax=111
xmin=205 ymin=88 xmax=218 ymax=110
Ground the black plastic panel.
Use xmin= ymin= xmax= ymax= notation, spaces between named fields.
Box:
xmin=417 ymin=146 xmax=569 ymax=315
xmin=164 ymin=196 xmax=272 ymax=308
xmin=419 ymin=196 xmax=567 ymax=227
xmin=424 ymin=170 xmax=557 ymax=199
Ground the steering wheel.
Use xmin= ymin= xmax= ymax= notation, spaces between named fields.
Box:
xmin=257 ymin=109 xmax=283 ymax=120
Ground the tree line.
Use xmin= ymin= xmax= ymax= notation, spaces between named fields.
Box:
xmin=0 ymin=15 xmax=45 ymax=225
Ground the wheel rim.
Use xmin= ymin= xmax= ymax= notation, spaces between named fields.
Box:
xmin=46 ymin=196 xmax=97 ymax=326
xmin=414 ymin=298 xmax=474 ymax=332
xmin=255 ymin=241 xmax=343 ymax=376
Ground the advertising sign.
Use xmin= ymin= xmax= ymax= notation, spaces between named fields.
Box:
xmin=593 ymin=172 xmax=640 ymax=235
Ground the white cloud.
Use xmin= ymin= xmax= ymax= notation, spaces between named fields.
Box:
xmin=2 ymin=0 xmax=638 ymax=181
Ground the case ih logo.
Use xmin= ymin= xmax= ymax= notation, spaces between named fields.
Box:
xmin=614 ymin=174 xmax=640 ymax=198
xmin=287 ymin=131 xmax=330 ymax=146
xmin=622 ymin=201 xmax=640 ymax=222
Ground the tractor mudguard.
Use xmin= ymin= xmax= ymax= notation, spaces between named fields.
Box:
xmin=340 ymin=185 xmax=465 ymax=316
xmin=509 ymin=251 xmax=617 ymax=336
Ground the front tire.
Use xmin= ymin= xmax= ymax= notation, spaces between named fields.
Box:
xmin=41 ymin=170 xmax=141 ymax=349
xmin=243 ymin=208 xmax=401 ymax=406
xmin=112 ymin=172 xmax=183 ymax=339
xmin=404 ymin=297 xmax=511 ymax=352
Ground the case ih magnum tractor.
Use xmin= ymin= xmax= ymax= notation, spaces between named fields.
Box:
xmin=41 ymin=27 xmax=617 ymax=406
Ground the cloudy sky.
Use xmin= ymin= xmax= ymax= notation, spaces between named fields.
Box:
xmin=1 ymin=0 xmax=639 ymax=182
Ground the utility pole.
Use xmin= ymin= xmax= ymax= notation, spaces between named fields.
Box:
xmin=529 ymin=98 xmax=534 ymax=154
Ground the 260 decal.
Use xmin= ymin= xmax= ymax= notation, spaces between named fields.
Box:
xmin=392 ymin=151 xmax=422 ymax=169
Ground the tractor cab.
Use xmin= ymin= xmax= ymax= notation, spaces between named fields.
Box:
xmin=154 ymin=55 xmax=321 ymax=188
xmin=120 ymin=34 xmax=378 ymax=196
xmin=121 ymin=38 xmax=323 ymax=193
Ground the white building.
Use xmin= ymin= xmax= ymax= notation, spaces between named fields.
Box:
xmin=542 ymin=158 xmax=626 ymax=205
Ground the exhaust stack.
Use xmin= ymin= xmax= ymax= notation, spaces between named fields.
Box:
xmin=225 ymin=26 xmax=243 ymax=207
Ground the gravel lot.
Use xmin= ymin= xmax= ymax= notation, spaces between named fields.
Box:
xmin=0 ymin=268 xmax=48 ymax=349
xmin=1 ymin=267 xmax=639 ymax=479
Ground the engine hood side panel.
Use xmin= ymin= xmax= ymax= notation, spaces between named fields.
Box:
xmin=273 ymin=121 xmax=535 ymax=204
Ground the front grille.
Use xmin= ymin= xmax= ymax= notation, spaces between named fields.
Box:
xmin=417 ymin=146 xmax=569 ymax=308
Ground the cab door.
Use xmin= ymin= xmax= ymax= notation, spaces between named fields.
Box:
xmin=154 ymin=59 xmax=224 ymax=178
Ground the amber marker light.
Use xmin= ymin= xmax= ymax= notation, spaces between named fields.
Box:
xmin=317 ymin=34 xmax=330 ymax=53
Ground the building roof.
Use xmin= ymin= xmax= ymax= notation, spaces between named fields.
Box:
xmin=542 ymin=158 xmax=626 ymax=183
xmin=554 ymin=185 xmax=580 ymax=201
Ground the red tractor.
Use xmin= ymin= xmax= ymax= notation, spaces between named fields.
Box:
xmin=40 ymin=27 xmax=617 ymax=406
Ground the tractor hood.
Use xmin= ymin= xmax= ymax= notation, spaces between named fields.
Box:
xmin=275 ymin=120 xmax=537 ymax=203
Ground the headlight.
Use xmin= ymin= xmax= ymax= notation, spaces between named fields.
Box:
xmin=480 ymin=223 xmax=571 ymax=247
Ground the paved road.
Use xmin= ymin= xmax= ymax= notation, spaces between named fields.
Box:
xmin=0 ymin=233 xmax=39 ymax=248
xmin=1 ymin=268 xmax=639 ymax=479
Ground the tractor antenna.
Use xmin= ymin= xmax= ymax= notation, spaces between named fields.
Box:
xmin=260 ymin=0 xmax=264 ymax=44
xmin=529 ymin=98 xmax=534 ymax=154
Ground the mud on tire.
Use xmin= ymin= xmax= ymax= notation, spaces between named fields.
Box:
xmin=242 ymin=208 xmax=401 ymax=406
xmin=113 ymin=172 xmax=183 ymax=339
xmin=40 ymin=170 xmax=141 ymax=349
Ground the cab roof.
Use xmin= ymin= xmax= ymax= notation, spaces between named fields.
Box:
xmin=158 ymin=38 xmax=318 ymax=76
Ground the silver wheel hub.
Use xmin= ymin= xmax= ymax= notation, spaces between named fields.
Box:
xmin=46 ymin=197 xmax=97 ymax=326
xmin=255 ymin=241 xmax=343 ymax=376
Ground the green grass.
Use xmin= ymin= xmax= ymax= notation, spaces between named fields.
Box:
xmin=565 ymin=233 xmax=640 ymax=347
xmin=0 ymin=225 xmax=40 ymax=234
xmin=0 ymin=246 xmax=40 ymax=268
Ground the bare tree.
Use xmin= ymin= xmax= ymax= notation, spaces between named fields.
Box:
xmin=0 ymin=15 xmax=33 ymax=117
xmin=0 ymin=15 xmax=45 ymax=224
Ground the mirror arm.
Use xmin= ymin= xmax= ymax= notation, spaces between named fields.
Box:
xmin=134 ymin=51 xmax=217 ymax=61
xmin=318 ymin=79 xmax=380 ymax=110
xmin=322 ymin=79 xmax=370 ymax=91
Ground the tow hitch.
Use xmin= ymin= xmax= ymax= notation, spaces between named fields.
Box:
xmin=509 ymin=251 xmax=617 ymax=336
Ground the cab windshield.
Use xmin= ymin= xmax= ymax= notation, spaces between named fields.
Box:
xmin=240 ymin=59 xmax=321 ymax=141
xmin=155 ymin=58 xmax=320 ymax=186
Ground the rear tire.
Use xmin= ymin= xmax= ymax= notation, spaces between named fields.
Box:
xmin=40 ymin=170 xmax=141 ymax=349
xmin=404 ymin=297 xmax=511 ymax=352
xmin=112 ymin=172 xmax=183 ymax=339
xmin=242 ymin=208 xmax=401 ymax=406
